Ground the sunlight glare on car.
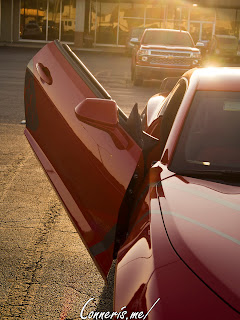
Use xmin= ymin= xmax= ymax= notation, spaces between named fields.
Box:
xmin=203 ymin=162 xmax=210 ymax=166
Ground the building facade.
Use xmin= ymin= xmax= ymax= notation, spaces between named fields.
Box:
xmin=0 ymin=0 xmax=240 ymax=47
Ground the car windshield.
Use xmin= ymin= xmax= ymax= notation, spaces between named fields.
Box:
xmin=170 ymin=91 xmax=240 ymax=180
xmin=142 ymin=30 xmax=194 ymax=47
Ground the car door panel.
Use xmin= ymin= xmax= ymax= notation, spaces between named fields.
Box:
xmin=24 ymin=40 xmax=143 ymax=278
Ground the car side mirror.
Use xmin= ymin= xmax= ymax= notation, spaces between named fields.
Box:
xmin=75 ymin=98 xmax=118 ymax=128
xmin=75 ymin=98 xmax=129 ymax=150
xmin=196 ymin=41 xmax=204 ymax=49
xmin=130 ymin=37 xmax=140 ymax=45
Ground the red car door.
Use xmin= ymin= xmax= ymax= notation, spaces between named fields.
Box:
xmin=24 ymin=40 xmax=143 ymax=278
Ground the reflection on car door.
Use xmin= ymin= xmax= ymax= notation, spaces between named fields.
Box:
xmin=24 ymin=40 xmax=143 ymax=278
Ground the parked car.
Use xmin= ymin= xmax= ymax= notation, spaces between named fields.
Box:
xmin=22 ymin=21 xmax=43 ymax=39
xmin=24 ymin=41 xmax=240 ymax=320
xmin=125 ymin=27 xmax=146 ymax=56
xmin=206 ymin=34 xmax=239 ymax=64
xmin=131 ymin=28 xmax=202 ymax=86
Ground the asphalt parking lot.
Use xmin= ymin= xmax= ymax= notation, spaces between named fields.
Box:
xmin=0 ymin=46 xmax=160 ymax=319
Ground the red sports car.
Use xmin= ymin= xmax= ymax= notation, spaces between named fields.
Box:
xmin=24 ymin=41 xmax=240 ymax=320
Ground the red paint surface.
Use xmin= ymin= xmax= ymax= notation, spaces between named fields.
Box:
xmin=25 ymin=43 xmax=240 ymax=318
xmin=115 ymin=166 xmax=240 ymax=319
xmin=25 ymin=42 xmax=142 ymax=278
xmin=160 ymin=174 xmax=240 ymax=313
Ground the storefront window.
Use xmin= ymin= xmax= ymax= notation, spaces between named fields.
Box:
xmin=215 ymin=21 xmax=235 ymax=35
xmin=20 ymin=0 xmax=75 ymax=42
xmin=118 ymin=18 xmax=144 ymax=45
xmin=167 ymin=5 xmax=174 ymax=20
xmin=237 ymin=10 xmax=240 ymax=38
xmin=216 ymin=9 xmax=237 ymax=35
xmin=190 ymin=22 xmax=214 ymax=43
xmin=174 ymin=7 xmax=181 ymax=20
xmin=190 ymin=22 xmax=201 ymax=43
xmin=20 ymin=0 xmax=47 ymax=40
xmin=145 ymin=19 xmax=163 ymax=29
xmin=216 ymin=9 xmax=236 ymax=21
xmin=95 ymin=2 xmax=118 ymax=44
xmin=166 ymin=21 xmax=174 ymax=29
xmin=47 ymin=0 xmax=60 ymax=41
xmin=118 ymin=3 xmax=145 ymax=45
xmin=190 ymin=7 xmax=215 ymax=21
xmin=167 ymin=6 xmax=188 ymax=22
xmin=120 ymin=3 xmax=144 ymax=18
xmin=146 ymin=5 xmax=165 ymax=20
xmin=61 ymin=0 xmax=76 ymax=42
xmin=89 ymin=0 xmax=97 ymax=38
xmin=180 ymin=20 xmax=188 ymax=32
xmin=181 ymin=7 xmax=189 ymax=20
xmin=202 ymin=23 xmax=214 ymax=41
xmin=88 ymin=1 xmax=239 ymax=46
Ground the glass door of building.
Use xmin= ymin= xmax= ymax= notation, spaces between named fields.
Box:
xmin=20 ymin=0 xmax=76 ymax=43
xmin=190 ymin=21 xmax=214 ymax=44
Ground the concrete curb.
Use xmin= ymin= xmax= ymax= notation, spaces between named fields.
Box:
xmin=0 ymin=41 xmax=126 ymax=54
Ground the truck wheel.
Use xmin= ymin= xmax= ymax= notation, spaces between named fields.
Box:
xmin=133 ymin=70 xmax=143 ymax=86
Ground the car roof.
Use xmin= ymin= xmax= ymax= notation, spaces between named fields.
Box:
xmin=145 ymin=28 xmax=189 ymax=34
xmin=185 ymin=68 xmax=240 ymax=91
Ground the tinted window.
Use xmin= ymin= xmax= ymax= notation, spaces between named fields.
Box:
xmin=159 ymin=81 xmax=187 ymax=154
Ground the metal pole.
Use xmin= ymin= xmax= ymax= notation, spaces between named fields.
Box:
xmin=59 ymin=0 xmax=62 ymax=40
xmin=46 ymin=0 xmax=49 ymax=41
xmin=24 ymin=0 xmax=26 ymax=29
xmin=0 ymin=0 xmax=1 ymax=38
xmin=89 ymin=0 xmax=91 ymax=34
xmin=94 ymin=0 xmax=97 ymax=46
xmin=116 ymin=3 xmax=119 ymax=46
xmin=165 ymin=5 xmax=168 ymax=29
xmin=11 ymin=0 xmax=14 ymax=42
xmin=143 ymin=4 xmax=146 ymax=27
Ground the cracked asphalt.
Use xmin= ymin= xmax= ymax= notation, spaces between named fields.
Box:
xmin=0 ymin=46 xmax=159 ymax=319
